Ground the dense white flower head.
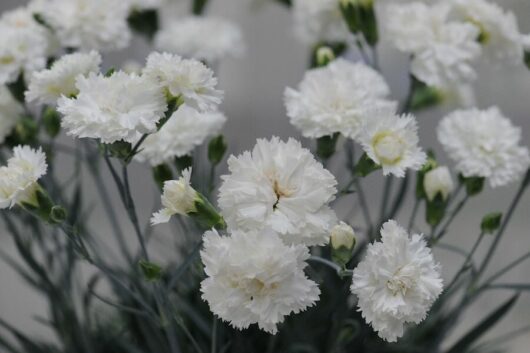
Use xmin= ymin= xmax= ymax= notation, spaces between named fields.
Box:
xmin=135 ymin=105 xmax=226 ymax=166
xmin=155 ymin=17 xmax=245 ymax=63
xmin=437 ymin=107 xmax=530 ymax=188
xmin=0 ymin=5 xmax=55 ymax=85
xmin=351 ymin=220 xmax=443 ymax=342
xmin=200 ymin=227 xmax=320 ymax=334
xmin=424 ymin=166 xmax=454 ymax=201
xmin=284 ymin=58 xmax=394 ymax=139
xmin=0 ymin=146 xmax=48 ymax=209
xmin=36 ymin=0 xmax=131 ymax=52
xmin=0 ymin=87 xmax=23 ymax=143
xmin=291 ymin=0 xmax=349 ymax=44
xmin=218 ymin=137 xmax=338 ymax=246
xmin=383 ymin=2 xmax=481 ymax=89
xmin=151 ymin=168 xmax=199 ymax=225
xmin=58 ymin=71 xmax=167 ymax=144
xmin=26 ymin=51 xmax=102 ymax=105
xmin=143 ymin=52 xmax=223 ymax=112
xmin=450 ymin=0 xmax=523 ymax=65
xmin=358 ymin=107 xmax=426 ymax=177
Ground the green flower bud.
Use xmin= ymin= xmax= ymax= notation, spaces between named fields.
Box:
xmin=208 ymin=135 xmax=227 ymax=165
xmin=139 ymin=260 xmax=164 ymax=281
xmin=481 ymin=212 xmax=502 ymax=234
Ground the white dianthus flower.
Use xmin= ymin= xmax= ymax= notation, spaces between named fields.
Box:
xmin=57 ymin=71 xmax=167 ymax=144
xmin=291 ymin=0 xmax=349 ymax=44
xmin=383 ymin=2 xmax=481 ymax=89
xmin=423 ymin=166 xmax=454 ymax=201
xmin=37 ymin=0 xmax=131 ymax=52
xmin=351 ymin=220 xmax=443 ymax=342
xmin=0 ymin=5 xmax=53 ymax=85
xmin=135 ymin=105 xmax=226 ymax=167
xmin=155 ymin=16 xmax=245 ymax=63
xmin=26 ymin=51 xmax=102 ymax=105
xmin=200 ymin=227 xmax=320 ymax=334
xmin=450 ymin=0 xmax=523 ymax=65
xmin=151 ymin=168 xmax=199 ymax=224
xmin=143 ymin=52 xmax=223 ymax=112
xmin=358 ymin=107 xmax=426 ymax=177
xmin=437 ymin=107 xmax=530 ymax=188
xmin=0 ymin=87 xmax=23 ymax=143
xmin=218 ymin=137 xmax=338 ymax=246
xmin=284 ymin=58 xmax=394 ymax=139
xmin=0 ymin=145 xmax=48 ymax=209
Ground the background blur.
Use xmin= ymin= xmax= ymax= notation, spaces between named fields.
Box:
xmin=0 ymin=0 xmax=529 ymax=351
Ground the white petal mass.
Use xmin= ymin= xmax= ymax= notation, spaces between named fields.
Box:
xmin=57 ymin=71 xmax=167 ymax=144
xmin=437 ymin=107 xmax=530 ymax=188
xmin=155 ymin=16 xmax=245 ymax=63
xmin=358 ymin=107 xmax=427 ymax=177
xmin=0 ymin=87 xmax=23 ymax=143
xmin=291 ymin=0 xmax=349 ymax=44
xmin=284 ymin=58 xmax=394 ymax=139
xmin=143 ymin=52 xmax=223 ymax=112
xmin=26 ymin=51 xmax=102 ymax=105
xmin=218 ymin=137 xmax=338 ymax=246
xmin=0 ymin=146 xmax=48 ymax=209
xmin=200 ymin=228 xmax=320 ymax=334
xmin=135 ymin=105 xmax=226 ymax=167
xmin=351 ymin=220 xmax=443 ymax=342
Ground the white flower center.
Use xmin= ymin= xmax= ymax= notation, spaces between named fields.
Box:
xmin=272 ymin=179 xmax=294 ymax=210
xmin=373 ymin=131 xmax=406 ymax=165
xmin=386 ymin=264 xmax=417 ymax=296
xmin=233 ymin=277 xmax=279 ymax=301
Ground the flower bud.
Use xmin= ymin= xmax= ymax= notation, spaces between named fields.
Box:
xmin=315 ymin=46 xmax=335 ymax=67
xmin=330 ymin=222 xmax=356 ymax=267
xmin=423 ymin=166 xmax=454 ymax=202
xmin=208 ymin=135 xmax=227 ymax=165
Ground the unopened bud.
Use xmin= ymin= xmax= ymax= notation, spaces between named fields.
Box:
xmin=315 ymin=46 xmax=335 ymax=67
xmin=423 ymin=166 xmax=454 ymax=202
xmin=330 ymin=222 xmax=356 ymax=267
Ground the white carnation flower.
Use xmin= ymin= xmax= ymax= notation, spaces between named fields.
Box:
xmin=218 ymin=137 xmax=338 ymax=246
xmin=135 ymin=105 xmax=226 ymax=166
xmin=358 ymin=107 xmax=426 ymax=177
xmin=155 ymin=16 xmax=245 ymax=63
xmin=383 ymin=2 xmax=481 ymax=89
xmin=0 ymin=145 xmax=48 ymax=209
xmin=143 ymin=52 xmax=223 ymax=112
xmin=450 ymin=0 xmax=523 ymax=65
xmin=26 ymin=51 xmax=102 ymax=105
xmin=284 ymin=58 xmax=394 ymax=139
xmin=57 ymin=71 xmax=167 ymax=144
xmin=423 ymin=166 xmax=454 ymax=201
xmin=351 ymin=220 xmax=443 ymax=342
xmin=37 ymin=0 xmax=131 ymax=52
xmin=200 ymin=227 xmax=320 ymax=334
xmin=291 ymin=0 xmax=349 ymax=44
xmin=151 ymin=168 xmax=199 ymax=224
xmin=437 ymin=107 xmax=530 ymax=188
xmin=0 ymin=87 xmax=23 ymax=143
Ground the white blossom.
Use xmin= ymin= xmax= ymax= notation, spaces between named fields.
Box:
xmin=424 ymin=166 xmax=454 ymax=201
xmin=218 ymin=137 xmax=338 ymax=246
xmin=437 ymin=107 xmax=530 ymax=188
xmin=151 ymin=168 xmax=199 ymax=224
xmin=358 ymin=106 xmax=426 ymax=177
xmin=351 ymin=220 xmax=443 ymax=342
xmin=291 ymin=0 xmax=349 ymax=44
xmin=200 ymin=227 xmax=320 ymax=334
xmin=155 ymin=16 xmax=245 ymax=63
xmin=284 ymin=58 xmax=394 ymax=139
xmin=135 ymin=105 xmax=226 ymax=166
xmin=143 ymin=52 xmax=223 ymax=112
xmin=450 ymin=0 xmax=524 ymax=65
xmin=383 ymin=2 xmax=481 ymax=89
xmin=0 ymin=146 xmax=48 ymax=209
xmin=26 ymin=51 xmax=102 ymax=105
xmin=0 ymin=87 xmax=23 ymax=143
xmin=58 ymin=71 xmax=167 ymax=144
xmin=36 ymin=0 xmax=131 ymax=52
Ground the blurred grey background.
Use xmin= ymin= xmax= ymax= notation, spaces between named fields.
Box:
xmin=0 ymin=0 xmax=529 ymax=351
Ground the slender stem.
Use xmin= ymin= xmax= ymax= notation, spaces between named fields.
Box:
xmin=354 ymin=178 xmax=373 ymax=238
xmin=479 ymin=251 xmax=530 ymax=289
xmin=308 ymin=256 xmax=342 ymax=273
xmin=474 ymin=171 xmax=530 ymax=286
xmin=125 ymin=133 xmax=149 ymax=164
xmin=211 ymin=318 xmax=218 ymax=353
xmin=407 ymin=198 xmax=420 ymax=232
xmin=379 ymin=176 xmax=393 ymax=223
xmin=430 ymin=194 xmax=469 ymax=244
xmin=444 ymin=232 xmax=484 ymax=294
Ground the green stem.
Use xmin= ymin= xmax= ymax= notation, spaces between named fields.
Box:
xmin=354 ymin=178 xmax=373 ymax=238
